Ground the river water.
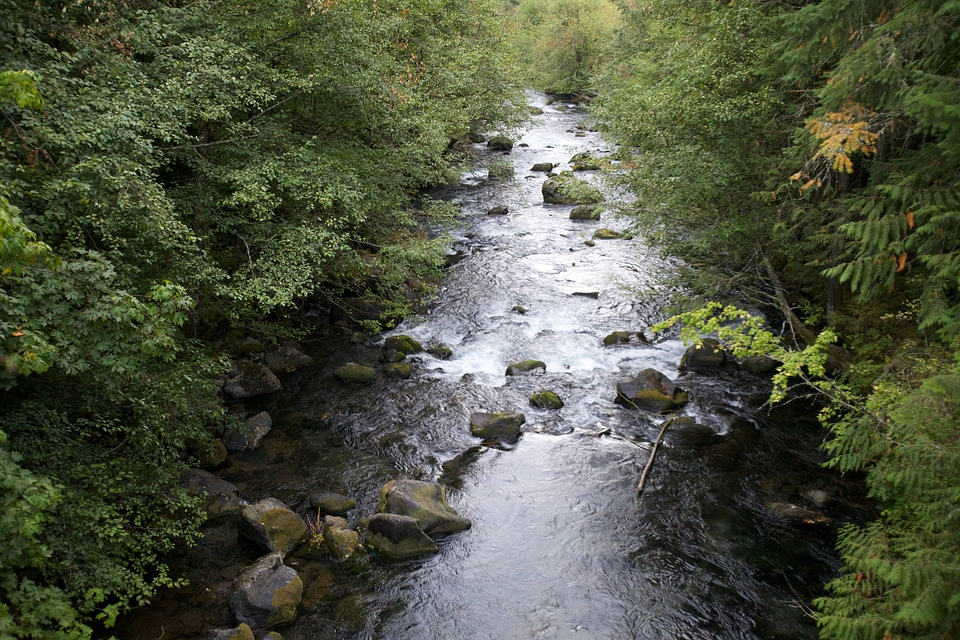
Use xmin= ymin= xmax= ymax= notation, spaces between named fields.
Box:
xmin=120 ymin=94 xmax=857 ymax=640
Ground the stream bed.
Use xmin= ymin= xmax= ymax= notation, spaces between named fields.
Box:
xmin=117 ymin=94 xmax=863 ymax=640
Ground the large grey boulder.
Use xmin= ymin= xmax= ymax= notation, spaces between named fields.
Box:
xmin=469 ymin=411 xmax=526 ymax=441
xmin=239 ymin=498 xmax=308 ymax=555
xmin=223 ymin=362 xmax=282 ymax=399
xmin=223 ymin=411 xmax=272 ymax=451
xmin=365 ymin=513 xmax=439 ymax=559
xmin=678 ymin=338 xmax=728 ymax=373
xmin=378 ymin=479 xmax=471 ymax=535
xmin=615 ymin=368 xmax=689 ymax=414
xmin=227 ymin=553 xmax=302 ymax=629
xmin=264 ymin=345 xmax=314 ymax=374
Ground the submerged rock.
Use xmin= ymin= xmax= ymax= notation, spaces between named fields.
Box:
xmin=366 ymin=513 xmax=439 ymax=559
xmin=592 ymin=228 xmax=622 ymax=240
xmin=309 ymin=492 xmax=357 ymax=516
xmin=764 ymin=502 xmax=831 ymax=525
xmin=239 ymin=498 xmax=308 ymax=555
xmin=378 ymin=479 xmax=471 ymax=535
xmin=470 ymin=411 xmax=526 ymax=441
xmin=227 ymin=553 xmax=302 ymax=629
xmin=615 ymin=368 xmax=689 ymax=414
xmin=505 ymin=359 xmax=546 ymax=375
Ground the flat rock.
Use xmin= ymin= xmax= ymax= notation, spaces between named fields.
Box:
xmin=378 ymin=479 xmax=471 ymax=535
xmin=224 ymin=411 xmax=272 ymax=451
xmin=366 ymin=513 xmax=439 ymax=559
xmin=470 ymin=411 xmax=526 ymax=441
xmin=239 ymin=498 xmax=308 ymax=555
xmin=615 ymin=368 xmax=689 ymax=414
xmin=227 ymin=553 xmax=302 ymax=629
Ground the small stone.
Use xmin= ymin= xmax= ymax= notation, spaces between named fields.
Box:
xmin=592 ymin=228 xmax=622 ymax=240
xmin=323 ymin=516 xmax=360 ymax=560
xmin=531 ymin=162 xmax=554 ymax=172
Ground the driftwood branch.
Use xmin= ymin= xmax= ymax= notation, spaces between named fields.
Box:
xmin=637 ymin=417 xmax=674 ymax=494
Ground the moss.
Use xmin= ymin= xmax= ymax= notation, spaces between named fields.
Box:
xmin=268 ymin=575 xmax=303 ymax=626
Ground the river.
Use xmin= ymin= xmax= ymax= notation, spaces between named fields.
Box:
xmin=118 ymin=93 xmax=855 ymax=640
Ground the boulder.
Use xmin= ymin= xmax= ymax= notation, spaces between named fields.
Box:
xmin=592 ymin=228 xmax=622 ymax=240
xmin=505 ymin=359 xmax=546 ymax=376
xmin=223 ymin=411 xmax=272 ymax=451
xmin=264 ymin=345 xmax=314 ymax=374
xmin=223 ymin=363 xmax=282 ymax=399
xmin=196 ymin=438 xmax=228 ymax=469
xmin=379 ymin=349 xmax=406 ymax=363
xmin=383 ymin=335 xmax=423 ymax=356
xmin=181 ymin=469 xmax=241 ymax=520
xmin=239 ymin=498 xmax=308 ymax=555
xmin=764 ymin=502 xmax=831 ymax=525
xmin=615 ymin=368 xmax=689 ymax=414
xmin=570 ymin=152 xmax=602 ymax=171
xmin=427 ymin=344 xmax=453 ymax=359
xmin=365 ymin=513 xmax=439 ymax=559
xmin=309 ymin=492 xmax=357 ymax=516
xmin=529 ymin=390 xmax=564 ymax=410
xmin=323 ymin=516 xmax=360 ymax=560
xmin=383 ymin=362 xmax=414 ymax=379
xmin=378 ymin=479 xmax=471 ymax=535
xmin=531 ymin=162 xmax=554 ymax=172
xmin=487 ymin=136 xmax=514 ymax=151
xmin=679 ymin=338 xmax=728 ymax=373
xmin=208 ymin=624 xmax=255 ymax=640
xmin=542 ymin=174 xmax=603 ymax=205
xmin=470 ymin=411 xmax=526 ymax=440
xmin=602 ymin=331 xmax=634 ymax=346
xmin=227 ymin=553 xmax=302 ymax=629
xmin=742 ymin=354 xmax=779 ymax=375
xmin=569 ymin=205 xmax=601 ymax=221
xmin=333 ymin=363 xmax=375 ymax=384
xmin=488 ymin=205 xmax=509 ymax=215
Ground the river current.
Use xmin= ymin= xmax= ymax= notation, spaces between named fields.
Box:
xmin=119 ymin=93 xmax=855 ymax=640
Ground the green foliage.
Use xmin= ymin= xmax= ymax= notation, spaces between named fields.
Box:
xmin=508 ymin=0 xmax=621 ymax=94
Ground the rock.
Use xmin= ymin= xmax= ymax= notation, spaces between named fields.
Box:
xmin=309 ymin=492 xmax=357 ymax=515
xmin=323 ymin=516 xmax=360 ymax=559
xmin=603 ymin=331 xmax=636 ymax=346
xmin=505 ymin=359 xmax=546 ymax=375
xmin=469 ymin=411 xmax=526 ymax=440
xmin=383 ymin=335 xmax=423 ymax=355
xmin=223 ymin=362 xmax=282 ymax=399
xmin=181 ymin=469 xmax=241 ymax=520
xmin=227 ymin=552 xmax=302 ymax=629
xmin=223 ymin=411 xmax=272 ymax=451
xmin=569 ymin=205 xmax=601 ymax=220
xmin=239 ymin=498 xmax=308 ymax=555
xmin=488 ymin=205 xmax=509 ymax=215
xmin=541 ymin=174 xmax=603 ymax=205
xmin=742 ymin=354 xmax=780 ymax=375
xmin=197 ymin=439 xmax=228 ymax=469
xmin=592 ymin=228 xmax=622 ymax=240
xmin=383 ymin=362 xmax=414 ymax=379
xmin=664 ymin=417 xmax=716 ymax=447
xmin=615 ymin=368 xmax=689 ymax=414
xmin=208 ymin=624 xmax=255 ymax=640
xmin=570 ymin=152 xmax=602 ymax=171
xmin=378 ymin=479 xmax=471 ymax=535
xmin=679 ymin=338 xmax=728 ymax=373
xmin=572 ymin=291 xmax=599 ymax=298
xmin=529 ymin=390 xmax=564 ymax=409
xmin=427 ymin=344 xmax=453 ymax=359
xmin=365 ymin=513 xmax=439 ymax=559
xmin=333 ymin=363 xmax=375 ymax=384
xmin=531 ymin=162 xmax=554 ymax=172
xmin=764 ymin=502 xmax=831 ymax=525
xmin=379 ymin=349 xmax=406 ymax=363
xmin=487 ymin=136 xmax=514 ymax=151
xmin=512 ymin=305 xmax=528 ymax=314
xmin=802 ymin=489 xmax=833 ymax=507
xmin=528 ymin=107 xmax=544 ymax=115
xmin=349 ymin=332 xmax=366 ymax=345
xmin=264 ymin=345 xmax=314 ymax=374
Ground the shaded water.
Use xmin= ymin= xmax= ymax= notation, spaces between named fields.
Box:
xmin=121 ymin=94 xmax=860 ymax=640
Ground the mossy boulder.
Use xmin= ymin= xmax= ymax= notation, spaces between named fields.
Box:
xmin=505 ymin=359 xmax=546 ymax=376
xmin=487 ymin=136 xmax=514 ymax=151
xmin=323 ymin=516 xmax=360 ymax=560
xmin=570 ymin=152 xmax=603 ymax=171
xmin=239 ymin=498 xmax=308 ymax=555
xmin=741 ymin=354 xmax=780 ymax=375
xmin=427 ymin=344 xmax=453 ymax=359
xmin=470 ymin=411 xmax=526 ymax=440
xmin=208 ymin=624 xmax=255 ymax=640
xmin=569 ymin=205 xmax=602 ymax=221
xmin=227 ymin=553 xmax=302 ymax=630
xmin=592 ymin=228 xmax=622 ymax=240
xmin=531 ymin=162 xmax=554 ymax=172
xmin=678 ymin=338 xmax=728 ymax=373
xmin=379 ymin=349 xmax=406 ymax=363
xmin=383 ymin=334 xmax=423 ymax=355
xmin=365 ymin=513 xmax=439 ymax=559
xmin=378 ymin=479 xmax=471 ymax=535
xmin=764 ymin=502 xmax=831 ymax=525
xmin=383 ymin=362 xmax=414 ymax=379
xmin=541 ymin=173 xmax=604 ymax=205
xmin=333 ymin=363 xmax=375 ymax=384
xmin=615 ymin=368 xmax=689 ymax=414
xmin=529 ymin=390 xmax=564 ymax=410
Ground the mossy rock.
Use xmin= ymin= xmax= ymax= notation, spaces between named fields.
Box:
xmin=323 ymin=516 xmax=360 ymax=560
xmin=488 ymin=205 xmax=509 ymax=215
xmin=505 ymin=359 xmax=546 ymax=376
xmin=378 ymin=479 xmax=471 ymax=535
xmin=541 ymin=173 xmax=604 ymax=205
xmin=334 ymin=363 xmax=375 ymax=384
xmin=365 ymin=513 xmax=439 ymax=559
xmin=592 ymin=228 xmax=623 ymax=240
xmin=528 ymin=107 xmax=545 ymax=115
xmin=678 ymin=337 xmax=728 ymax=373
xmin=309 ymin=492 xmax=356 ymax=515
xmin=529 ymin=390 xmax=564 ymax=410
xmin=209 ymin=624 xmax=255 ymax=640
xmin=427 ymin=344 xmax=453 ymax=359
xmin=569 ymin=205 xmax=602 ymax=221
xmin=470 ymin=411 xmax=526 ymax=440
xmin=603 ymin=331 xmax=634 ymax=346
xmin=741 ymin=354 xmax=779 ymax=375
xmin=615 ymin=368 xmax=689 ymax=414
xmin=383 ymin=362 xmax=414 ymax=379
xmin=570 ymin=152 xmax=603 ymax=171
xmin=383 ymin=334 xmax=423 ymax=355
xmin=379 ymin=349 xmax=406 ymax=363
xmin=487 ymin=136 xmax=514 ymax=151
xmin=531 ymin=162 xmax=554 ymax=172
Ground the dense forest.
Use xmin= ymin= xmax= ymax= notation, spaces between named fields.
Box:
xmin=2 ymin=0 xmax=959 ymax=638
